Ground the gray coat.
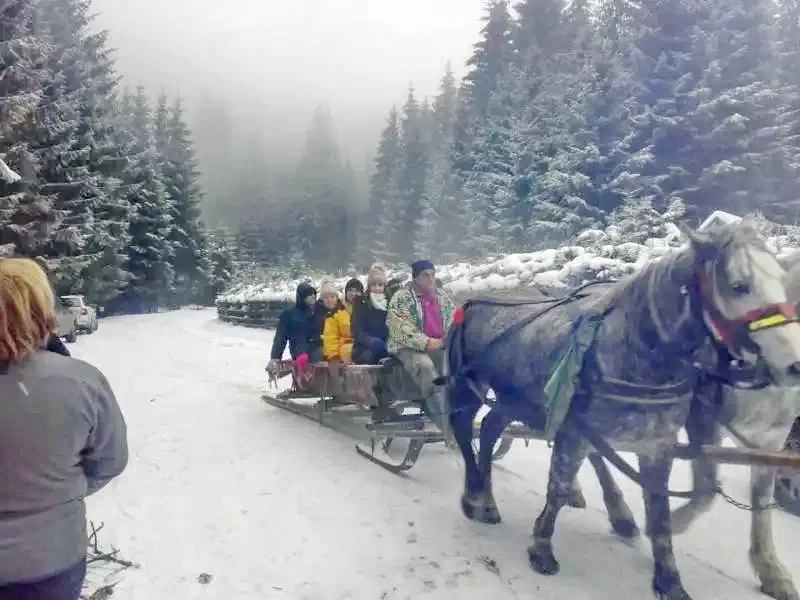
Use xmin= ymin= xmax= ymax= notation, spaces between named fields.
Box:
xmin=0 ymin=350 xmax=128 ymax=584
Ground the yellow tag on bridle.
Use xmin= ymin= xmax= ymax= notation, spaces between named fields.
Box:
xmin=748 ymin=313 xmax=791 ymax=332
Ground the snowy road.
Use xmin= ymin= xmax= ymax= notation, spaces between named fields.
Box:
xmin=75 ymin=308 xmax=800 ymax=600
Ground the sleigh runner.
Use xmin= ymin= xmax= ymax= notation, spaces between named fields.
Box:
xmin=261 ymin=357 xmax=520 ymax=472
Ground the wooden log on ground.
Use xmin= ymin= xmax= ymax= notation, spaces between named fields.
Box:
xmin=674 ymin=443 xmax=800 ymax=470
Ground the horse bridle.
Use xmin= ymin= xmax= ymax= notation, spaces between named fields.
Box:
xmin=692 ymin=261 xmax=799 ymax=388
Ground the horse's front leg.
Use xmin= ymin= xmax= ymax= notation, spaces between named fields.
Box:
xmin=529 ymin=424 xmax=588 ymax=575
xmin=640 ymin=453 xmax=692 ymax=600
xmin=749 ymin=465 xmax=798 ymax=600
xmin=449 ymin=379 xmax=486 ymax=522
xmin=470 ymin=407 xmax=508 ymax=523
xmin=587 ymin=453 xmax=640 ymax=538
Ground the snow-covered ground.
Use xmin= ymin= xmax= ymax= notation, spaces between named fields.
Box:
xmin=77 ymin=308 xmax=800 ymax=599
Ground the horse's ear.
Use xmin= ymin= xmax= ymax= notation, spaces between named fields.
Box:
xmin=679 ymin=221 xmax=717 ymax=261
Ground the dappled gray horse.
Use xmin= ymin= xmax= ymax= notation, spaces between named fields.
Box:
xmin=595 ymin=250 xmax=800 ymax=600
xmin=445 ymin=221 xmax=800 ymax=600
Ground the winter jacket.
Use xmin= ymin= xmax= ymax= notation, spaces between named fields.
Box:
xmin=352 ymin=294 xmax=389 ymax=364
xmin=387 ymin=283 xmax=455 ymax=354
xmin=271 ymin=283 xmax=325 ymax=360
xmin=322 ymin=304 xmax=353 ymax=362
xmin=0 ymin=350 xmax=128 ymax=585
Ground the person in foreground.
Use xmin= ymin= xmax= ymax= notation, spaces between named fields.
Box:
xmin=0 ymin=258 xmax=129 ymax=600
xmin=387 ymin=259 xmax=455 ymax=444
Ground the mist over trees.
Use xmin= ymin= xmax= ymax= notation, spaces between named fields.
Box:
xmin=0 ymin=0 xmax=233 ymax=310
xmin=228 ymin=0 xmax=800 ymax=273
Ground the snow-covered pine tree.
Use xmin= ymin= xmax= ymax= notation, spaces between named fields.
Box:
xmin=72 ymin=10 xmax=131 ymax=306
xmin=162 ymin=95 xmax=211 ymax=305
xmin=513 ymin=0 xmax=568 ymax=61
xmin=34 ymin=0 xmax=115 ymax=295
xmin=464 ymin=0 xmax=516 ymax=120
xmin=204 ymin=227 xmax=235 ymax=304
xmin=462 ymin=63 xmax=524 ymax=256
xmin=290 ymin=104 xmax=354 ymax=269
xmin=0 ymin=0 xmax=54 ymax=258
xmin=674 ymin=0 xmax=792 ymax=220
xmin=416 ymin=64 xmax=463 ymax=258
xmin=770 ymin=0 xmax=800 ymax=220
xmin=395 ymin=86 xmax=430 ymax=261
xmin=609 ymin=0 xmax=707 ymax=216
xmin=362 ymin=106 xmax=403 ymax=264
xmin=123 ymin=86 xmax=174 ymax=311
xmin=452 ymin=0 xmax=515 ymax=193
xmin=520 ymin=53 xmax=604 ymax=249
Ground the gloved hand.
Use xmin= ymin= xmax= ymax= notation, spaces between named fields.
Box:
xmin=295 ymin=352 xmax=310 ymax=372
xmin=266 ymin=359 xmax=280 ymax=374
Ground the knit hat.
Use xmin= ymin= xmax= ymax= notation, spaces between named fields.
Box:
xmin=345 ymin=277 xmax=364 ymax=294
xmin=367 ymin=263 xmax=388 ymax=287
xmin=411 ymin=259 xmax=434 ymax=278
xmin=319 ymin=280 xmax=339 ymax=298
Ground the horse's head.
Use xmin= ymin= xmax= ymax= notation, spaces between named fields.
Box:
xmin=683 ymin=218 xmax=800 ymax=385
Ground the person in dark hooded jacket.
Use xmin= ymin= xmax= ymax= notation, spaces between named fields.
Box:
xmin=268 ymin=283 xmax=324 ymax=371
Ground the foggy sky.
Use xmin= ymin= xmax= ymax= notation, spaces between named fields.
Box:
xmin=92 ymin=0 xmax=485 ymax=163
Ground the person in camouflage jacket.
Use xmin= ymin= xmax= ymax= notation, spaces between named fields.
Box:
xmin=387 ymin=260 xmax=456 ymax=444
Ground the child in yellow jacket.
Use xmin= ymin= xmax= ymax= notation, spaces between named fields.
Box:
xmin=320 ymin=281 xmax=353 ymax=362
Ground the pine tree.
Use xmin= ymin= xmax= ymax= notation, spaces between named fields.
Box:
xmin=451 ymin=0 xmax=516 ymax=194
xmin=163 ymin=96 xmax=210 ymax=304
xmin=463 ymin=65 xmax=524 ymax=255
xmin=123 ymin=86 xmax=174 ymax=311
xmin=0 ymin=0 xmax=54 ymax=258
xmin=416 ymin=64 xmax=462 ymax=258
xmin=395 ymin=86 xmax=429 ymax=261
xmin=464 ymin=0 xmax=515 ymax=120
xmin=513 ymin=0 xmax=568 ymax=59
xmin=361 ymin=106 xmax=403 ymax=264
xmin=205 ymin=228 xmax=235 ymax=304
xmin=677 ymin=0 xmax=791 ymax=220
xmin=286 ymin=104 xmax=354 ymax=269
xmin=610 ymin=0 xmax=708 ymax=215
xmin=35 ymin=0 xmax=108 ymax=294
xmin=73 ymin=15 xmax=131 ymax=306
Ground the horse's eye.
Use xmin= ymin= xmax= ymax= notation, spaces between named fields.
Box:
xmin=731 ymin=282 xmax=750 ymax=296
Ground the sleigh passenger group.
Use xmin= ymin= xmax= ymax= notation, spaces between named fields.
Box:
xmin=268 ymin=259 xmax=456 ymax=440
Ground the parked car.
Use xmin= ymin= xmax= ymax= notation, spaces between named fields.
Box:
xmin=60 ymin=295 xmax=98 ymax=334
xmin=54 ymin=300 xmax=78 ymax=343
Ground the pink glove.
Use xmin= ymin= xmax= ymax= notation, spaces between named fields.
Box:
xmin=295 ymin=352 xmax=310 ymax=372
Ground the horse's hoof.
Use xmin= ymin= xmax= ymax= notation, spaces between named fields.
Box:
xmin=611 ymin=517 xmax=640 ymax=539
xmin=460 ymin=494 xmax=502 ymax=524
xmin=528 ymin=543 xmax=560 ymax=575
xmin=568 ymin=488 xmax=587 ymax=509
xmin=760 ymin=579 xmax=800 ymax=600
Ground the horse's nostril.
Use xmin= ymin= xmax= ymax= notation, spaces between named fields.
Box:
xmin=787 ymin=362 xmax=800 ymax=377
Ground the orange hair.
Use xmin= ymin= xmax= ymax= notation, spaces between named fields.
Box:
xmin=0 ymin=258 xmax=55 ymax=361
